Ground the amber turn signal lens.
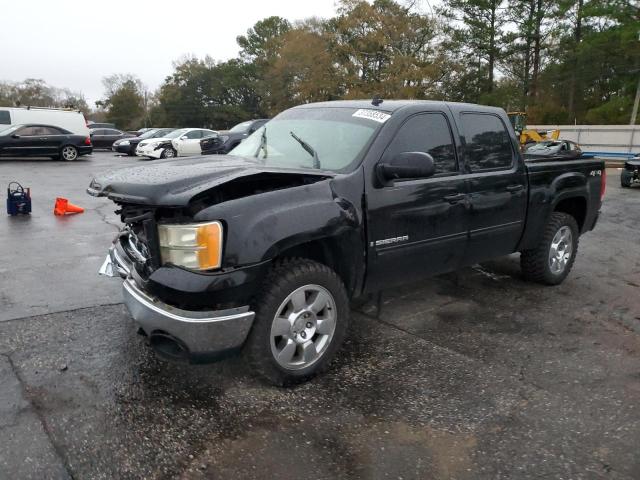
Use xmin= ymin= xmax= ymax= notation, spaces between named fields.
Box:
xmin=196 ymin=222 xmax=222 ymax=270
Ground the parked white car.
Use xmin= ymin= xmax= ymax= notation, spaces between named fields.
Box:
xmin=0 ymin=106 xmax=89 ymax=136
xmin=136 ymin=128 xmax=217 ymax=159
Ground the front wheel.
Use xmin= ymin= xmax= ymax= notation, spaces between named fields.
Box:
xmin=245 ymin=258 xmax=349 ymax=386
xmin=61 ymin=145 xmax=78 ymax=161
xmin=621 ymin=171 xmax=632 ymax=188
xmin=520 ymin=212 xmax=579 ymax=285
xmin=160 ymin=148 xmax=176 ymax=159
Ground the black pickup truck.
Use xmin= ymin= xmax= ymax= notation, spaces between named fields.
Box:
xmin=89 ymin=100 xmax=605 ymax=385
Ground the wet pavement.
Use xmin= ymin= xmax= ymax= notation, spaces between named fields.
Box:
xmin=0 ymin=153 xmax=639 ymax=479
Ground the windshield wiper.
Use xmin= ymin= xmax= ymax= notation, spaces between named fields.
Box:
xmin=254 ymin=126 xmax=267 ymax=160
xmin=290 ymin=131 xmax=320 ymax=169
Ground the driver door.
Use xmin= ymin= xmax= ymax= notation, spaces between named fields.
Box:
xmin=177 ymin=130 xmax=204 ymax=156
xmin=364 ymin=111 xmax=470 ymax=292
xmin=4 ymin=126 xmax=40 ymax=156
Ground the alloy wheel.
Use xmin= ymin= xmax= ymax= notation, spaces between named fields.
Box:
xmin=61 ymin=146 xmax=77 ymax=161
xmin=548 ymin=226 xmax=573 ymax=274
xmin=270 ymin=284 xmax=337 ymax=370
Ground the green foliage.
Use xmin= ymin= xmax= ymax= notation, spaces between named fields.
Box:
xmin=585 ymin=95 xmax=635 ymax=124
xmin=154 ymin=58 xmax=263 ymax=129
xmin=0 ymin=79 xmax=89 ymax=112
xmin=98 ymin=74 xmax=146 ymax=130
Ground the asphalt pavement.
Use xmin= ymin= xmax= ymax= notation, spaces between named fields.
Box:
xmin=0 ymin=152 xmax=639 ymax=479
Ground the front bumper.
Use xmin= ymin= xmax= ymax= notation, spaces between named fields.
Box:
xmin=136 ymin=145 xmax=164 ymax=158
xmin=100 ymin=246 xmax=255 ymax=357
xmin=113 ymin=143 xmax=134 ymax=155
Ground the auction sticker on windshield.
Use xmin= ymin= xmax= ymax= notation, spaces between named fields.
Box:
xmin=352 ymin=109 xmax=391 ymax=123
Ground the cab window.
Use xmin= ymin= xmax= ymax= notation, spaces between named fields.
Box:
xmin=0 ymin=110 xmax=10 ymax=125
xmin=383 ymin=112 xmax=458 ymax=175
xmin=460 ymin=113 xmax=513 ymax=171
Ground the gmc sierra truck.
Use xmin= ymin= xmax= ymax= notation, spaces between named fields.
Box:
xmin=89 ymin=100 xmax=605 ymax=385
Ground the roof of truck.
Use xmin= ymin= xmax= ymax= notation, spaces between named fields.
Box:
xmin=293 ymin=99 xmax=504 ymax=114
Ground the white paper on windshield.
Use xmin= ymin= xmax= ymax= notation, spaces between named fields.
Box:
xmin=352 ymin=109 xmax=391 ymax=123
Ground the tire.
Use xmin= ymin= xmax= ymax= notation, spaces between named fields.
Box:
xmin=621 ymin=171 xmax=632 ymax=188
xmin=245 ymin=258 xmax=349 ymax=386
xmin=160 ymin=148 xmax=176 ymax=159
xmin=60 ymin=145 xmax=78 ymax=161
xmin=520 ymin=212 xmax=579 ymax=285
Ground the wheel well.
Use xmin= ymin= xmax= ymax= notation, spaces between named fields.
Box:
xmin=274 ymin=239 xmax=356 ymax=298
xmin=554 ymin=197 xmax=586 ymax=231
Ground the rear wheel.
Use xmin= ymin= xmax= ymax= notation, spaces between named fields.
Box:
xmin=61 ymin=145 xmax=78 ymax=161
xmin=160 ymin=148 xmax=176 ymax=159
xmin=621 ymin=171 xmax=632 ymax=188
xmin=520 ymin=212 xmax=579 ymax=285
xmin=245 ymin=258 xmax=349 ymax=386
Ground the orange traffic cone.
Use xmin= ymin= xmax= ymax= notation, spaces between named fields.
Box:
xmin=53 ymin=197 xmax=84 ymax=215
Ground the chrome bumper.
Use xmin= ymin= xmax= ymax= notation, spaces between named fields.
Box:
xmin=100 ymin=246 xmax=255 ymax=355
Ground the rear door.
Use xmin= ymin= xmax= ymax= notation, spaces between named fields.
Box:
xmin=458 ymin=112 xmax=527 ymax=265
xmin=365 ymin=110 xmax=469 ymax=291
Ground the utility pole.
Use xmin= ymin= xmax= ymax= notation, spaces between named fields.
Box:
xmin=631 ymin=76 xmax=640 ymax=125
xmin=631 ymin=31 xmax=640 ymax=125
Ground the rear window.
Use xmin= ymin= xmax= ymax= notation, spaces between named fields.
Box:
xmin=0 ymin=110 xmax=10 ymax=125
xmin=460 ymin=113 xmax=513 ymax=171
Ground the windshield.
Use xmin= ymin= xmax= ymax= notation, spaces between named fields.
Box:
xmin=229 ymin=121 xmax=253 ymax=133
xmin=527 ymin=141 xmax=560 ymax=152
xmin=138 ymin=129 xmax=159 ymax=139
xmin=164 ymin=128 xmax=189 ymax=139
xmin=230 ymin=107 xmax=381 ymax=172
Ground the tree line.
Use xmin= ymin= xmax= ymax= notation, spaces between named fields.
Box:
xmin=2 ymin=0 xmax=637 ymax=130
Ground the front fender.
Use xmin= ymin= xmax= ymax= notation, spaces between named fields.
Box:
xmin=193 ymin=178 xmax=363 ymax=267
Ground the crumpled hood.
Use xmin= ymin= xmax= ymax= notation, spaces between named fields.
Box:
xmin=87 ymin=155 xmax=332 ymax=206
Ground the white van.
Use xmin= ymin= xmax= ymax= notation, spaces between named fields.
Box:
xmin=0 ymin=107 xmax=89 ymax=136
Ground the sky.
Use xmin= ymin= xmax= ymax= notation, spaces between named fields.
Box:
xmin=0 ymin=0 xmax=341 ymax=106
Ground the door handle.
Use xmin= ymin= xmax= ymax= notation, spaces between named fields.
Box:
xmin=443 ymin=193 xmax=467 ymax=204
xmin=506 ymin=184 xmax=524 ymax=193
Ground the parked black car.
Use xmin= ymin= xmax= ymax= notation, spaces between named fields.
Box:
xmin=0 ymin=124 xmax=92 ymax=161
xmin=90 ymin=128 xmax=135 ymax=149
xmin=200 ymin=119 xmax=269 ymax=154
xmin=524 ymin=140 xmax=582 ymax=160
xmin=112 ymin=128 xmax=176 ymax=156
xmin=621 ymin=155 xmax=640 ymax=188
xmin=90 ymin=100 xmax=605 ymax=386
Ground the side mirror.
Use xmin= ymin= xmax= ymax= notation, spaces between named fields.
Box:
xmin=180 ymin=136 xmax=188 ymax=140
xmin=376 ymin=152 xmax=435 ymax=183
xmin=11 ymin=134 xmax=20 ymax=139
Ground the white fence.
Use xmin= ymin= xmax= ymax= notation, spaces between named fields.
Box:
xmin=529 ymin=125 xmax=640 ymax=156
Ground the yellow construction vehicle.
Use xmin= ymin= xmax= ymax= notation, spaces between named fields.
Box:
xmin=508 ymin=112 xmax=560 ymax=147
